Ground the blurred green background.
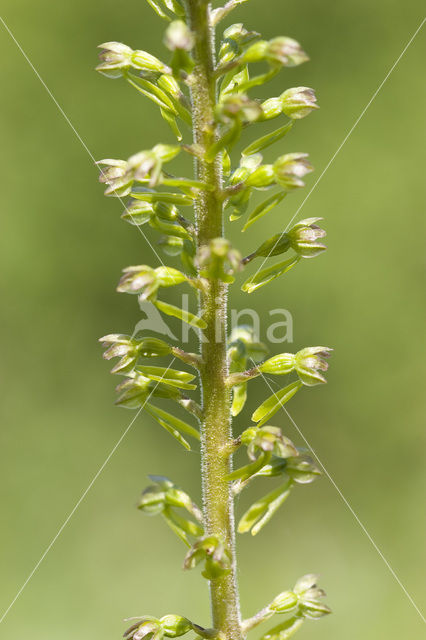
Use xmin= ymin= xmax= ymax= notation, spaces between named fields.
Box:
xmin=1 ymin=1 xmax=425 ymax=639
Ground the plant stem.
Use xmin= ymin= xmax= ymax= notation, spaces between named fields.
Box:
xmin=185 ymin=2 xmax=243 ymax=639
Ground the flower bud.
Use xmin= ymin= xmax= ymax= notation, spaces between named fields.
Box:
xmin=249 ymin=233 xmax=292 ymax=259
xmin=138 ymin=483 xmax=167 ymax=515
xmin=164 ymin=21 xmax=194 ymax=51
xmin=259 ymin=97 xmax=283 ymax=121
xmin=96 ymin=42 xmax=133 ymax=78
xmin=245 ymin=164 xmax=275 ymax=188
xmin=96 ymin=42 xmax=168 ymax=77
xmin=158 ymin=235 xmax=184 ymax=256
xmin=155 ymin=266 xmax=187 ymax=287
xmin=160 ymin=615 xmax=193 ymax=638
xmin=241 ymin=426 xmax=298 ymax=460
xmin=280 ymin=87 xmax=318 ymax=119
xmin=270 ymin=590 xmax=299 ymax=613
xmin=219 ymin=23 xmax=260 ymax=64
xmin=97 ymin=159 xmax=132 ymax=197
xmin=216 ymin=94 xmax=262 ymax=124
xmin=285 ymin=455 xmax=321 ymax=484
xmin=196 ymin=238 xmax=242 ymax=283
xmin=241 ymin=39 xmax=269 ymax=63
xmin=287 ymin=217 xmax=326 ymax=257
xmin=266 ymin=37 xmax=309 ymax=67
xmin=124 ymin=618 xmax=163 ymax=640
xmin=117 ymin=266 xmax=159 ymax=298
xmin=122 ymin=200 xmax=154 ymax=226
xmin=294 ymin=346 xmax=332 ymax=385
xmin=131 ymin=49 xmax=169 ymax=73
xmin=259 ymin=353 xmax=295 ymax=375
xmin=115 ymin=373 xmax=180 ymax=408
xmin=183 ymin=535 xmax=232 ymax=579
xmin=99 ymin=334 xmax=139 ymax=374
xmin=273 ymin=153 xmax=313 ymax=189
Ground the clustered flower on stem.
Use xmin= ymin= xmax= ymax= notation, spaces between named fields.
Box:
xmin=97 ymin=2 xmax=332 ymax=640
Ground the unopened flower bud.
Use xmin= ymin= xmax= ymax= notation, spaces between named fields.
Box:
xmin=245 ymin=164 xmax=275 ymax=188
xmin=260 ymin=97 xmax=284 ymax=121
xmin=280 ymin=87 xmax=318 ymax=119
xmin=131 ymin=49 xmax=169 ymax=73
xmin=287 ymin=217 xmax=326 ymax=257
xmin=294 ymin=346 xmax=332 ymax=385
xmin=259 ymin=352 xmax=295 ymax=375
xmin=164 ymin=21 xmax=195 ymax=51
xmin=273 ymin=153 xmax=313 ymax=189
xmin=266 ymin=37 xmax=309 ymax=67
xmin=160 ymin=615 xmax=193 ymax=638
xmin=241 ymin=39 xmax=269 ymax=63
xmin=122 ymin=200 xmax=154 ymax=226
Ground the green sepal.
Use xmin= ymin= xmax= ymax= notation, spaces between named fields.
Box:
xmin=155 ymin=266 xmax=188 ymax=287
xmin=205 ymin=120 xmax=241 ymax=162
xmin=150 ymin=216 xmax=191 ymax=239
xmin=161 ymin=177 xmax=213 ymax=191
xmin=153 ymin=299 xmax=207 ymax=329
xmin=228 ymin=451 xmax=272 ymax=482
xmin=144 ymin=404 xmax=194 ymax=450
xmin=242 ymin=256 xmax=301 ymax=293
xmin=162 ymin=0 xmax=185 ymax=17
xmin=161 ymin=107 xmax=183 ymax=140
xmin=252 ymin=380 xmax=302 ymax=426
xmin=242 ymin=191 xmax=286 ymax=231
xmin=238 ymin=479 xmax=293 ymax=535
xmin=231 ymin=383 xmax=247 ymax=416
xmin=219 ymin=65 xmax=250 ymax=99
xmin=125 ymin=74 xmax=178 ymax=113
xmin=144 ymin=402 xmax=200 ymax=441
xmin=261 ymin=616 xmax=304 ymax=640
xmin=236 ymin=66 xmax=280 ymax=94
xmin=242 ymin=121 xmax=293 ymax=157
xmin=145 ymin=0 xmax=171 ymax=19
xmin=162 ymin=505 xmax=203 ymax=545
xmin=131 ymin=189 xmax=194 ymax=206
xmin=136 ymin=365 xmax=196 ymax=389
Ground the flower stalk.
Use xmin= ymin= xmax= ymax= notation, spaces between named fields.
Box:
xmin=97 ymin=2 xmax=332 ymax=640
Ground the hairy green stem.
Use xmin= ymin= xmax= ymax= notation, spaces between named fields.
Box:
xmin=185 ymin=2 xmax=242 ymax=638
